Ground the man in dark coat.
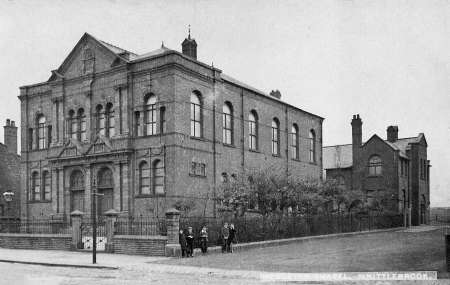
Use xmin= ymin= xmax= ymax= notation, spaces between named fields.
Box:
xmin=179 ymin=229 xmax=187 ymax=258
xmin=221 ymin=223 xmax=229 ymax=253
xmin=186 ymin=226 xmax=195 ymax=257
xmin=228 ymin=223 xmax=236 ymax=253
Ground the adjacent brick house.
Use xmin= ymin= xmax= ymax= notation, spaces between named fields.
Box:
xmin=19 ymin=32 xmax=323 ymax=220
xmin=0 ymin=119 xmax=20 ymax=218
xmin=323 ymin=114 xmax=430 ymax=226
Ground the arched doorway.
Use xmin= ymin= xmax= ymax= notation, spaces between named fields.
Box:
xmin=70 ymin=170 xmax=85 ymax=212
xmin=97 ymin=167 xmax=114 ymax=216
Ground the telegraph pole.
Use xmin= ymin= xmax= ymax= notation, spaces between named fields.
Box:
xmin=92 ymin=178 xmax=97 ymax=264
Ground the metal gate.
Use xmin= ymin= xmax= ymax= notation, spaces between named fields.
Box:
xmin=79 ymin=217 xmax=107 ymax=251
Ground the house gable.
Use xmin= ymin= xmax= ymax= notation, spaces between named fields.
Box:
xmin=49 ymin=33 xmax=128 ymax=81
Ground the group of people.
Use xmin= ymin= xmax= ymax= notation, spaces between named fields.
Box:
xmin=178 ymin=222 xmax=237 ymax=258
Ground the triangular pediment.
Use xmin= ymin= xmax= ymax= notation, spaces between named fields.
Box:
xmin=85 ymin=135 xmax=113 ymax=155
xmin=363 ymin=134 xmax=396 ymax=152
xmin=49 ymin=33 xmax=132 ymax=81
xmin=57 ymin=139 xmax=85 ymax=158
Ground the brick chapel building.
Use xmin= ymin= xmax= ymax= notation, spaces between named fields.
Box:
xmin=0 ymin=119 xmax=20 ymax=218
xmin=323 ymin=114 xmax=430 ymax=226
xmin=19 ymin=32 xmax=323 ymax=220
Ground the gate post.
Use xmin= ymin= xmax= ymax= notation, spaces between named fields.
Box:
xmin=165 ymin=208 xmax=180 ymax=257
xmin=70 ymin=210 xmax=84 ymax=250
xmin=104 ymin=209 xmax=119 ymax=253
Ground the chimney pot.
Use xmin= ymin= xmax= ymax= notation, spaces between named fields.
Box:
xmin=387 ymin=125 xmax=399 ymax=142
xmin=11 ymin=121 xmax=15 ymax=127
xmin=6 ymin=119 xmax=10 ymax=126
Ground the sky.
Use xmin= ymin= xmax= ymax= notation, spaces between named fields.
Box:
xmin=0 ymin=0 xmax=449 ymax=207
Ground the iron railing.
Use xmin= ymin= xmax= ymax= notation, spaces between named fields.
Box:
xmin=114 ymin=217 xmax=166 ymax=236
xmin=0 ymin=218 xmax=71 ymax=235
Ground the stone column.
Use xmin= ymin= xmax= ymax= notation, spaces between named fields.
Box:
xmin=70 ymin=210 xmax=84 ymax=250
xmin=165 ymin=208 xmax=180 ymax=257
xmin=104 ymin=209 xmax=119 ymax=253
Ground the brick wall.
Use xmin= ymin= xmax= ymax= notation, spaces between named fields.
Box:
xmin=0 ymin=233 xmax=71 ymax=250
xmin=113 ymin=235 xmax=167 ymax=256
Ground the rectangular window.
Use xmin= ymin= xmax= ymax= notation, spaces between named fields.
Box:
xmin=80 ymin=117 xmax=86 ymax=141
xmin=140 ymin=166 xmax=150 ymax=195
xmin=98 ymin=113 xmax=105 ymax=136
xmin=34 ymin=178 xmax=41 ymax=201
xmin=38 ymin=123 xmax=46 ymax=149
xmin=223 ymin=113 xmax=232 ymax=145
xmin=71 ymin=118 xmax=78 ymax=139
xmin=145 ymin=105 xmax=157 ymax=135
xmin=44 ymin=173 xmax=51 ymax=200
xmin=191 ymin=103 xmax=202 ymax=137
xmin=249 ymin=120 xmax=257 ymax=150
xmin=291 ymin=133 xmax=298 ymax=159
xmin=154 ymin=165 xmax=165 ymax=195
xmin=108 ymin=112 xmax=115 ymax=137
xmin=190 ymin=162 xmax=206 ymax=177
xmin=272 ymin=127 xmax=279 ymax=155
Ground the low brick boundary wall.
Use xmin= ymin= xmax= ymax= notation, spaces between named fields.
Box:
xmin=113 ymin=235 xmax=167 ymax=256
xmin=0 ymin=233 xmax=71 ymax=250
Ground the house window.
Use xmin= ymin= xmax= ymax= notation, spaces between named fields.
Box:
xmin=291 ymin=124 xmax=299 ymax=159
xmin=43 ymin=171 xmax=51 ymax=201
xmin=271 ymin=118 xmax=280 ymax=156
xmin=78 ymin=108 xmax=86 ymax=141
xmin=190 ymin=161 xmax=206 ymax=177
xmin=139 ymin=161 xmax=150 ymax=195
xmin=37 ymin=115 xmax=46 ymax=149
xmin=31 ymin=172 xmax=40 ymax=201
xmin=222 ymin=102 xmax=233 ymax=145
xmin=135 ymin=111 xmax=142 ymax=136
xmin=70 ymin=170 xmax=85 ymax=212
xmin=153 ymin=160 xmax=165 ymax=195
xmin=68 ymin=110 xmax=77 ymax=139
xmin=248 ymin=111 xmax=258 ymax=151
xmin=309 ymin=130 xmax=316 ymax=163
xmin=368 ymin=155 xmax=382 ymax=176
xmin=106 ymin=103 xmax=115 ymax=138
xmin=145 ymin=94 xmax=157 ymax=136
xmin=190 ymin=91 xmax=202 ymax=137
xmin=96 ymin=105 xmax=105 ymax=136
xmin=160 ymin=107 xmax=166 ymax=134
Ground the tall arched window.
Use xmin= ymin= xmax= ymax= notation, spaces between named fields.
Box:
xmin=368 ymin=155 xmax=382 ymax=176
xmin=37 ymin=115 xmax=46 ymax=149
xmin=190 ymin=91 xmax=202 ymax=137
xmin=78 ymin=108 xmax=86 ymax=141
xmin=96 ymin=105 xmax=105 ymax=136
xmin=222 ymin=102 xmax=233 ymax=145
xmin=248 ymin=110 xmax=258 ymax=151
xmin=291 ymin=124 xmax=299 ymax=159
xmin=31 ymin=172 xmax=40 ymax=201
xmin=70 ymin=170 xmax=85 ymax=212
xmin=97 ymin=167 xmax=114 ymax=215
xmin=145 ymin=94 xmax=157 ymax=136
xmin=106 ymin=103 xmax=115 ymax=138
xmin=42 ymin=171 xmax=51 ymax=201
xmin=309 ymin=130 xmax=316 ymax=163
xmin=153 ymin=160 xmax=165 ymax=195
xmin=139 ymin=161 xmax=150 ymax=195
xmin=271 ymin=118 xmax=280 ymax=156
xmin=68 ymin=110 xmax=77 ymax=139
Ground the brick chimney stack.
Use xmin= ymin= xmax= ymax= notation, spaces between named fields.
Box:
xmin=387 ymin=126 xmax=399 ymax=142
xmin=181 ymin=26 xmax=197 ymax=60
xmin=4 ymin=119 xmax=18 ymax=154
xmin=351 ymin=114 xmax=362 ymax=166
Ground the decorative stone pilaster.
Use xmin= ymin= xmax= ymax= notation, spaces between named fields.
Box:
xmin=165 ymin=208 xmax=180 ymax=257
xmin=104 ymin=209 xmax=119 ymax=253
xmin=70 ymin=210 xmax=83 ymax=250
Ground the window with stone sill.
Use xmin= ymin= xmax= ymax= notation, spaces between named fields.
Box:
xmin=190 ymin=161 xmax=206 ymax=177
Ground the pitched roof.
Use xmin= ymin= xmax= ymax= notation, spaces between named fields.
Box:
xmin=323 ymin=144 xmax=353 ymax=169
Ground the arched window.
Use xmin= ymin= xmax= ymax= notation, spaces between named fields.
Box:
xmin=106 ymin=103 xmax=115 ymax=138
xmin=78 ymin=108 xmax=86 ymax=141
xmin=248 ymin=110 xmax=258 ymax=151
xmin=291 ymin=124 xmax=299 ymax=159
xmin=70 ymin=170 xmax=85 ymax=212
xmin=31 ymin=172 xmax=40 ymax=201
xmin=98 ymin=167 xmax=113 ymax=188
xmin=309 ymin=130 xmax=316 ymax=163
xmin=153 ymin=160 xmax=165 ymax=195
xmin=42 ymin=171 xmax=51 ymax=201
xmin=96 ymin=105 xmax=105 ymax=136
xmin=68 ymin=110 xmax=77 ymax=139
xmin=144 ymin=94 xmax=157 ymax=136
xmin=139 ymin=161 xmax=150 ymax=195
xmin=222 ymin=102 xmax=233 ymax=145
xmin=190 ymin=91 xmax=202 ymax=137
xmin=368 ymin=155 xmax=382 ymax=176
xmin=135 ymin=111 xmax=142 ymax=136
xmin=271 ymin=118 xmax=280 ymax=156
xmin=37 ymin=115 xmax=46 ymax=149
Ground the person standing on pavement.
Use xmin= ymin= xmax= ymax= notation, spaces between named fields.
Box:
xmin=179 ymin=229 xmax=187 ymax=258
xmin=186 ymin=226 xmax=195 ymax=257
xmin=199 ymin=226 xmax=208 ymax=254
xmin=221 ymin=222 xmax=229 ymax=253
xmin=228 ymin=223 xmax=236 ymax=253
